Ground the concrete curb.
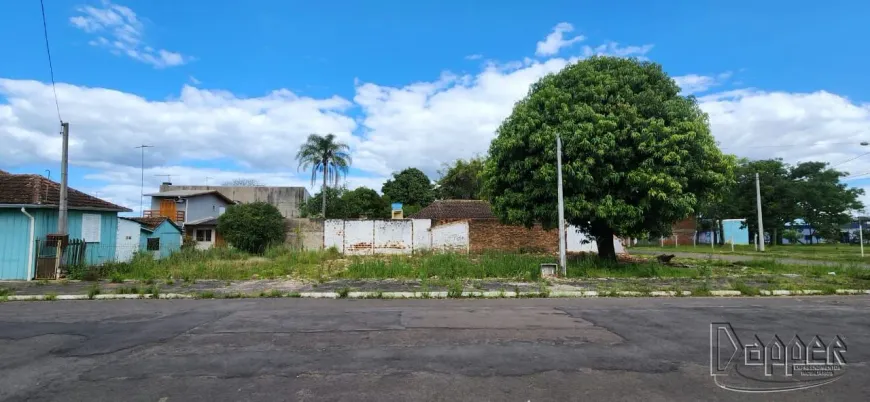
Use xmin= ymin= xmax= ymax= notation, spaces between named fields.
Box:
xmin=2 ymin=289 xmax=868 ymax=301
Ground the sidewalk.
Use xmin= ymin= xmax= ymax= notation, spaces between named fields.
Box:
xmin=630 ymin=249 xmax=870 ymax=268
xmin=2 ymin=276 xmax=868 ymax=299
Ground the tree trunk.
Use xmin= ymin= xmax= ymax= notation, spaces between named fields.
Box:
xmin=718 ymin=220 xmax=725 ymax=246
xmin=321 ymin=162 xmax=328 ymax=218
xmin=773 ymin=228 xmax=778 ymax=246
xmin=592 ymin=224 xmax=617 ymax=261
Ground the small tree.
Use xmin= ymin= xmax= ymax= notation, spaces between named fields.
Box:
xmin=217 ymin=202 xmax=286 ymax=253
xmin=781 ymin=229 xmax=800 ymax=244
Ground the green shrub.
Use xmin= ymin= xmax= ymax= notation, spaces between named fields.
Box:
xmin=87 ymin=285 xmax=101 ymax=300
xmin=109 ymin=271 xmax=124 ymax=283
xmin=181 ymin=234 xmax=197 ymax=250
xmin=447 ymin=281 xmax=464 ymax=298
xmin=217 ymin=202 xmax=287 ymax=254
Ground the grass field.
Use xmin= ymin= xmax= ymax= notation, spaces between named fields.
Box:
xmin=631 ymin=243 xmax=870 ymax=263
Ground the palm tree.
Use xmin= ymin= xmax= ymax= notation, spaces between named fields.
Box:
xmin=296 ymin=133 xmax=352 ymax=218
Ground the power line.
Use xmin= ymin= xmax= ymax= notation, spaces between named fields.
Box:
xmin=831 ymin=151 xmax=870 ymax=168
xmin=39 ymin=0 xmax=62 ymax=123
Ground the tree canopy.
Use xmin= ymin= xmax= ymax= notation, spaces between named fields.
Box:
xmin=300 ymin=186 xmax=390 ymax=219
xmin=343 ymin=187 xmax=390 ymax=219
xmin=381 ymin=168 xmax=435 ymax=208
xmin=483 ymin=56 xmax=734 ymax=259
xmin=701 ymin=158 xmax=864 ymax=244
xmin=217 ymin=202 xmax=286 ymax=253
xmin=300 ymin=187 xmax=347 ymax=219
xmin=437 ymin=157 xmax=485 ymax=200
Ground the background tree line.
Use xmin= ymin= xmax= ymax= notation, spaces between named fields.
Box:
xmin=700 ymin=158 xmax=864 ymax=244
xmin=298 ymin=156 xmax=489 ymax=219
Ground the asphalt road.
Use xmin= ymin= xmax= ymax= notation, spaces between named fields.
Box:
xmin=1 ymin=297 xmax=868 ymax=401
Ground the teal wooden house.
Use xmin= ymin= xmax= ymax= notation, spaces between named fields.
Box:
xmin=0 ymin=170 xmax=131 ymax=280
xmin=117 ymin=217 xmax=183 ymax=260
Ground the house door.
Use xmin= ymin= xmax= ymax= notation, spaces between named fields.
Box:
xmin=159 ymin=199 xmax=177 ymax=219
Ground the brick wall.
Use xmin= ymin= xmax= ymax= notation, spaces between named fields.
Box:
xmin=468 ymin=219 xmax=558 ymax=253
xmin=661 ymin=217 xmax=697 ymax=246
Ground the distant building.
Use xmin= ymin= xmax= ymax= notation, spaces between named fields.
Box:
xmin=157 ymin=183 xmax=310 ymax=218
xmin=144 ymin=189 xmax=235 ymax=225
xmin=0 ymin=170 xmax=131 ymax=280
xmin=183 ymin=217 xmax=225 ymax=250
xmin=117 ymin=217 xmax=183 ymax=261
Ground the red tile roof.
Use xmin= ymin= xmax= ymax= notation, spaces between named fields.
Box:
xmin=408 ymin=200 xmax=496 ymax=220
xmin=0 ymin=173 xmax=131 ymax=212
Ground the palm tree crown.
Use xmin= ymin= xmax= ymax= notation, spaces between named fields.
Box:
xmin=296 ymin=133 xmax=352 ymax=218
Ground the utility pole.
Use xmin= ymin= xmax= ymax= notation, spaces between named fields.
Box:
xmin=58 ymin=122 xmax=69 ymax=235
xmin=859 ymin=219 xmax=864 ymax=258
xmin=135 ymin=145 xmax=154 ymax=216
xmin=755 ymin=172 xmax=765 ymax=252
xmin=556 ymin=134 xmax=567 ymax=276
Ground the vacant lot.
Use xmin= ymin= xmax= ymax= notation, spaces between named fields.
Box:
xmin=633 ymin=243 xmax=870 ymax=263
xmin=24 ymin=247 xmax=863 ymax=298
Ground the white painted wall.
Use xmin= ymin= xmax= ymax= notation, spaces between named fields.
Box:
xmin=374 ymin=220 xmax=414 ymax=254
xmin=565 ymin=226 xmax=626 ymax=254
xmin=324 ymin=220 xmax=344 ymax=251
xmin=115 ymin=219 xmax=141 ymax=262
xmin=323 ymin=220 xmax=623 ymax=255
xmin=343 ymin=220 xmax=375 ymax=256
xmin=412 ymin=219 xmax=431 ymax=251
xmin=431 ymin=221 xmax=470 ymax=252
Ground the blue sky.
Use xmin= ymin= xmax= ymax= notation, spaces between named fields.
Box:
xmin=2 ymin=0 xmax=870 ymax=213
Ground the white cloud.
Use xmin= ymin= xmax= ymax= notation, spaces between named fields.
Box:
xmin=580 ymin=42 xmax=654 ymax=59
xmin=189 ymin=76 xmax=201 ymax=85
xmin=700 ymin=89 xmax=870 ymax=177
xmin=70 ymin=1 xmax=190 ymax=68
xmin=535 ymin=22 xmax=585 ymax=56
xmin=673 ymin=71 xmax=733 ymax=95
xmin=5 ymin=21 xmax=870 ymax=211
xmin=0 ymin=79 xmax=357 ymax=171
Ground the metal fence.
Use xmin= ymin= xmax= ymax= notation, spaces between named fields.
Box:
xmin=32 ymin=240 xmax=183 ymax=279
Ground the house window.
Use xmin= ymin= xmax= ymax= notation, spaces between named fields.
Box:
xmin=147 ymin=238 xmax=160 ymax=251
xmin=196 ymin=229 xmax=212 ymax=242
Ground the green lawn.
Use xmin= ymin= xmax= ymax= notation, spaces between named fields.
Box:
xmin=631 ymin=243 xmax=870 ymax=263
